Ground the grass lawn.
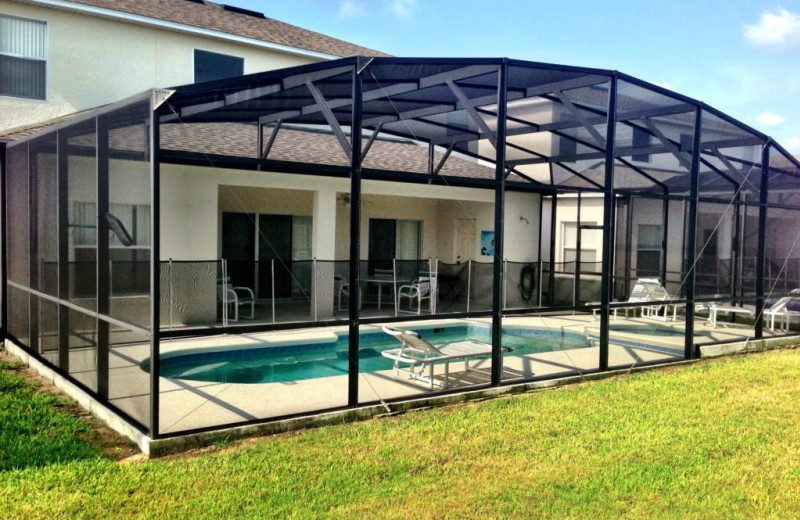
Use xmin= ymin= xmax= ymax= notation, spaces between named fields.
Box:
xmin=2 ymin=350 xmax=800 ymax=519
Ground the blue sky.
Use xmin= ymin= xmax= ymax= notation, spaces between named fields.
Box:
xmin=234 ymin=0 xmax=800 ymax=151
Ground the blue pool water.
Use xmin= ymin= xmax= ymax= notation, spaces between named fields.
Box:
xmin=158 ymin=325 xmax=591 ymax=384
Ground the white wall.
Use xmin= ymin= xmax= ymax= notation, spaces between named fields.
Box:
xmin=0 ymin=0 xmax=318 ymax=132
xmin=159 ymin=164 xmax=541 ymax=263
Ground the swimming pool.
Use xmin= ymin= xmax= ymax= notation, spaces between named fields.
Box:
xmin=158 ymin=325 xmax=591 ymax=384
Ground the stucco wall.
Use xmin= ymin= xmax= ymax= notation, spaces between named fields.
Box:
xmin=0 ymin=0 xmax=318 ymax=132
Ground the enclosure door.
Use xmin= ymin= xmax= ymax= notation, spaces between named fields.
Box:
xmin=456 ymin=218 xmax=477 ymax=263
xmin=221 ymin=212 xmax=255 ymax=290
xmin=258 ymin=214 xmax=293 ymax=298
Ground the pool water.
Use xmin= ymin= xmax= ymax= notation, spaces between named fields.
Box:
xmin=159 ymin=325 xmax=591 ymax=384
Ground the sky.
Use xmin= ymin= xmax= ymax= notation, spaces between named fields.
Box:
xmin=230 ymin=0 xmax=800 ymax=151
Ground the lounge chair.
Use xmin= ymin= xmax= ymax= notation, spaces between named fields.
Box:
xmin=588 ymin=277 xmax=678 ymax=321
xmin=765 ymin=289 xmax=800 ymax=332
xmin=380 ymin=326 xmax=507 ymax=390
xmin=695 ymin=302 xmax=754 ymax=329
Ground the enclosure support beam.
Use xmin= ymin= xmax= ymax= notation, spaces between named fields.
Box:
xmin=755 ymin=144 xmax=770 ymax=339
xmin=348 ymin=68 xmax=363 ymax=406
xmin=683 ymin=107 xmax=703 ymax=359
xmin=624 ymin=196 xmax=634 ymax=297
xmin=0 ymin=143 xmax=6 ymax=340
xmin=549 ymin=195 xmax=557 ymax=306
xmin=490 ymin=61 xmax=508 ymax=386
xmin=660 ymin=194 xmax=669 ymax=286
xmin=57 ymin=135 xmax=69 ymax=371
xmin=29 ymin=141 xmax=40 ymax=355
xmin=574 ymin=192 xmax=582 ymax=306
xmin=598 ymin=76 xmax=618 ymax=372
xmin=96 ymin=116 xmax=111 ymax=398
xmin=306 ymin=80 xmax=353 ymax=161
xmin=150 ymin=105 xmax=162 ymax=438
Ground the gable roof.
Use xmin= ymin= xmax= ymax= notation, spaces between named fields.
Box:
xmin=26 ymin=0 xmax=387 ymax=58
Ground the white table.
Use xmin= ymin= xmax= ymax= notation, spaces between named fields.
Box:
xmin=361 ymin=277 xmax=410 ymax=310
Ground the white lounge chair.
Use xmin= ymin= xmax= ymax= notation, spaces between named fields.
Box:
xmin=765 ymin=290 xmax=800 ymax=332
xmin=335 ymin=275 xmax=362 ymax=311
xmin=217 ymin=277 xmax=255 ymax=322
xmin=695 ymin=302 xmax=754 ymax=329
xmin=380 ymin=326 xmax=506 ymax=390
xmin=588 ymin=277 xmax=677 ymax=321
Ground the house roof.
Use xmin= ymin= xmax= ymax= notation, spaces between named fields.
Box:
xmin=32 ymin=0 xmax=388 ymax=58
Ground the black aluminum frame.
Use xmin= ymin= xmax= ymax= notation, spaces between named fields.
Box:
xmin=4 ymin=57 xmax=800 ymax=441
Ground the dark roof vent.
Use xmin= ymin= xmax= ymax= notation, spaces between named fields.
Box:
xmin=222 ymin=4 xmax=265 ymax=18
xmin=182 ymin=0 xmax=205 ymax=4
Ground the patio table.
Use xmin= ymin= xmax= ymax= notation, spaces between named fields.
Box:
xmin=361 ymin=277 xmax=411 ymax=310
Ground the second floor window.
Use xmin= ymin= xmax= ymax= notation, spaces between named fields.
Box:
xmin=0 ymin=14 xmax=47 ymax=100
xmin=194 ymin=49 xmax=244 ymax=83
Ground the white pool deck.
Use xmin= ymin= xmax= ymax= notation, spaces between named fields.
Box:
xmin=41 ymin=312 xmax=777 ymax=435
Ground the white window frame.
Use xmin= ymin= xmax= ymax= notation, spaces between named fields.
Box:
xmin=636 ymin=223 xmax=662 ymax=276
xmin=561 ymin=221 xmax=598 ymax=266
xmin=0 ymin=13 xmax=49 ymax=102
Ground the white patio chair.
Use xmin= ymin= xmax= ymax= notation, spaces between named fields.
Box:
xmin=217 ymin=277 xmax=255 ymax=322
xmin=397 ymin=276 xmax=432 ymax=314
xmin=335 ymin=275 xmax=362 ymax=310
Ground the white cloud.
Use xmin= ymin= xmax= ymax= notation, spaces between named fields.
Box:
xmin=338 ymin=0 xmax=366 ymax=19
xmin=757 ymin=110 xmax=787 ymax=126
xmin=388 ymin=0 xmax=418 ymax=19
xmin=744 ymin=7 xmax=800 ymax=47
xmin=783 ymin=136 xmax=800 ymax=152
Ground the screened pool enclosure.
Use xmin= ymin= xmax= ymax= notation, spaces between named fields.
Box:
xmin=3 ymin=56 xmax=800 ymax=439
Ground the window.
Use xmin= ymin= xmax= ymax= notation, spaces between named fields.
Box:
xmin=0 ymin=15 xmax=47 ymax=100
xmin=368 ymin=219 xmax=422 ymax=273
xmin=632 ymin=127 xmax=651 ymax=162
xmin=194 ymin=49 xmax=244 ymax=83
xmin=636 ymin=224 xmax=661 ymax=277
xmin=561 ymin=222 xmax=598 ymax=272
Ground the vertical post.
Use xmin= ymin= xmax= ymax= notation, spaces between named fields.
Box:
xmin=149 ymin=101 xmax=161 ymax=439
xmin=271 ymin=259 xmax=276 ymax=323
xmin=348 ymin=65 xmax=363 ymax=406
xmin=574 ymin=192 xmax=582 ymax=306
xmin=96 ymin=116 xmax=110 ymax=398
xmin=313 ymin=258 xmax=318 ymax=322
xmin=623 ymin=196 xmax=633 ymax=297
xmin=168 ymin=259 xmax=174 ymax=330
xmin=598 ymin=75 xmax=618 ymax=372
xmin=393 ymin=258 xmax=398 ymax=317
xmin=0 ymin=142 xmax=6 ymax=341
xmin=536 ymin=193 xmax=544 ymax=306
xmin=755 ymin=144 xmax=770 ymax=339
xmin=503 ymin=259 xmax=508 ymax=309
xmin=466 ymin=259 xmax=472 ymax=313
xmin=549 ymin=195 xmax=558 ymax=305
xmin=29 ymin=140 xmax=39 ymax=354
xmin=660 ymin=193 xmax=669 ymax=285
xmin=683 ymin=107 xmax=703 ymax=359
xmin=491 ymin=61 xmax=508 ymax=386
xmin=56 ymin=134 xmax=69 ymax=370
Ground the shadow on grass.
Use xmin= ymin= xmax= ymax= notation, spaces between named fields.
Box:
xmin=0 ymin=361 xmax=106 ymax=471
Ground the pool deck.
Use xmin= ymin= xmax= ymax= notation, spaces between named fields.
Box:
xmin=45 ymin=312 xmax=777 ymax=435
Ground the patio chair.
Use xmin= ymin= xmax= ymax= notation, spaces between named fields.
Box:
xmin=397 ymin=276 xmax=432 ymax=314
xmin=380 ymin=326 xmax=509 ymax=390
xmin=335 ymin=275 xmax=362 ymax=310
xmin=765 ymin=289 xmax=800 ymax=332
xmin=217 ymin=277 xmax=255 ymax=322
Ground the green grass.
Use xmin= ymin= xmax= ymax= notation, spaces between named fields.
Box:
xmin=2 ymin=350 xmax=800 ymax=519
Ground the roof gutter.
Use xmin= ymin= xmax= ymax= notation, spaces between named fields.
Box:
xmin=14 ymin=0 xmax=339 ymax=61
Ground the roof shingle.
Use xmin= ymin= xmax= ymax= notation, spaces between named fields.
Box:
xmin=45 ymin=0 xmax=387 ymax=58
